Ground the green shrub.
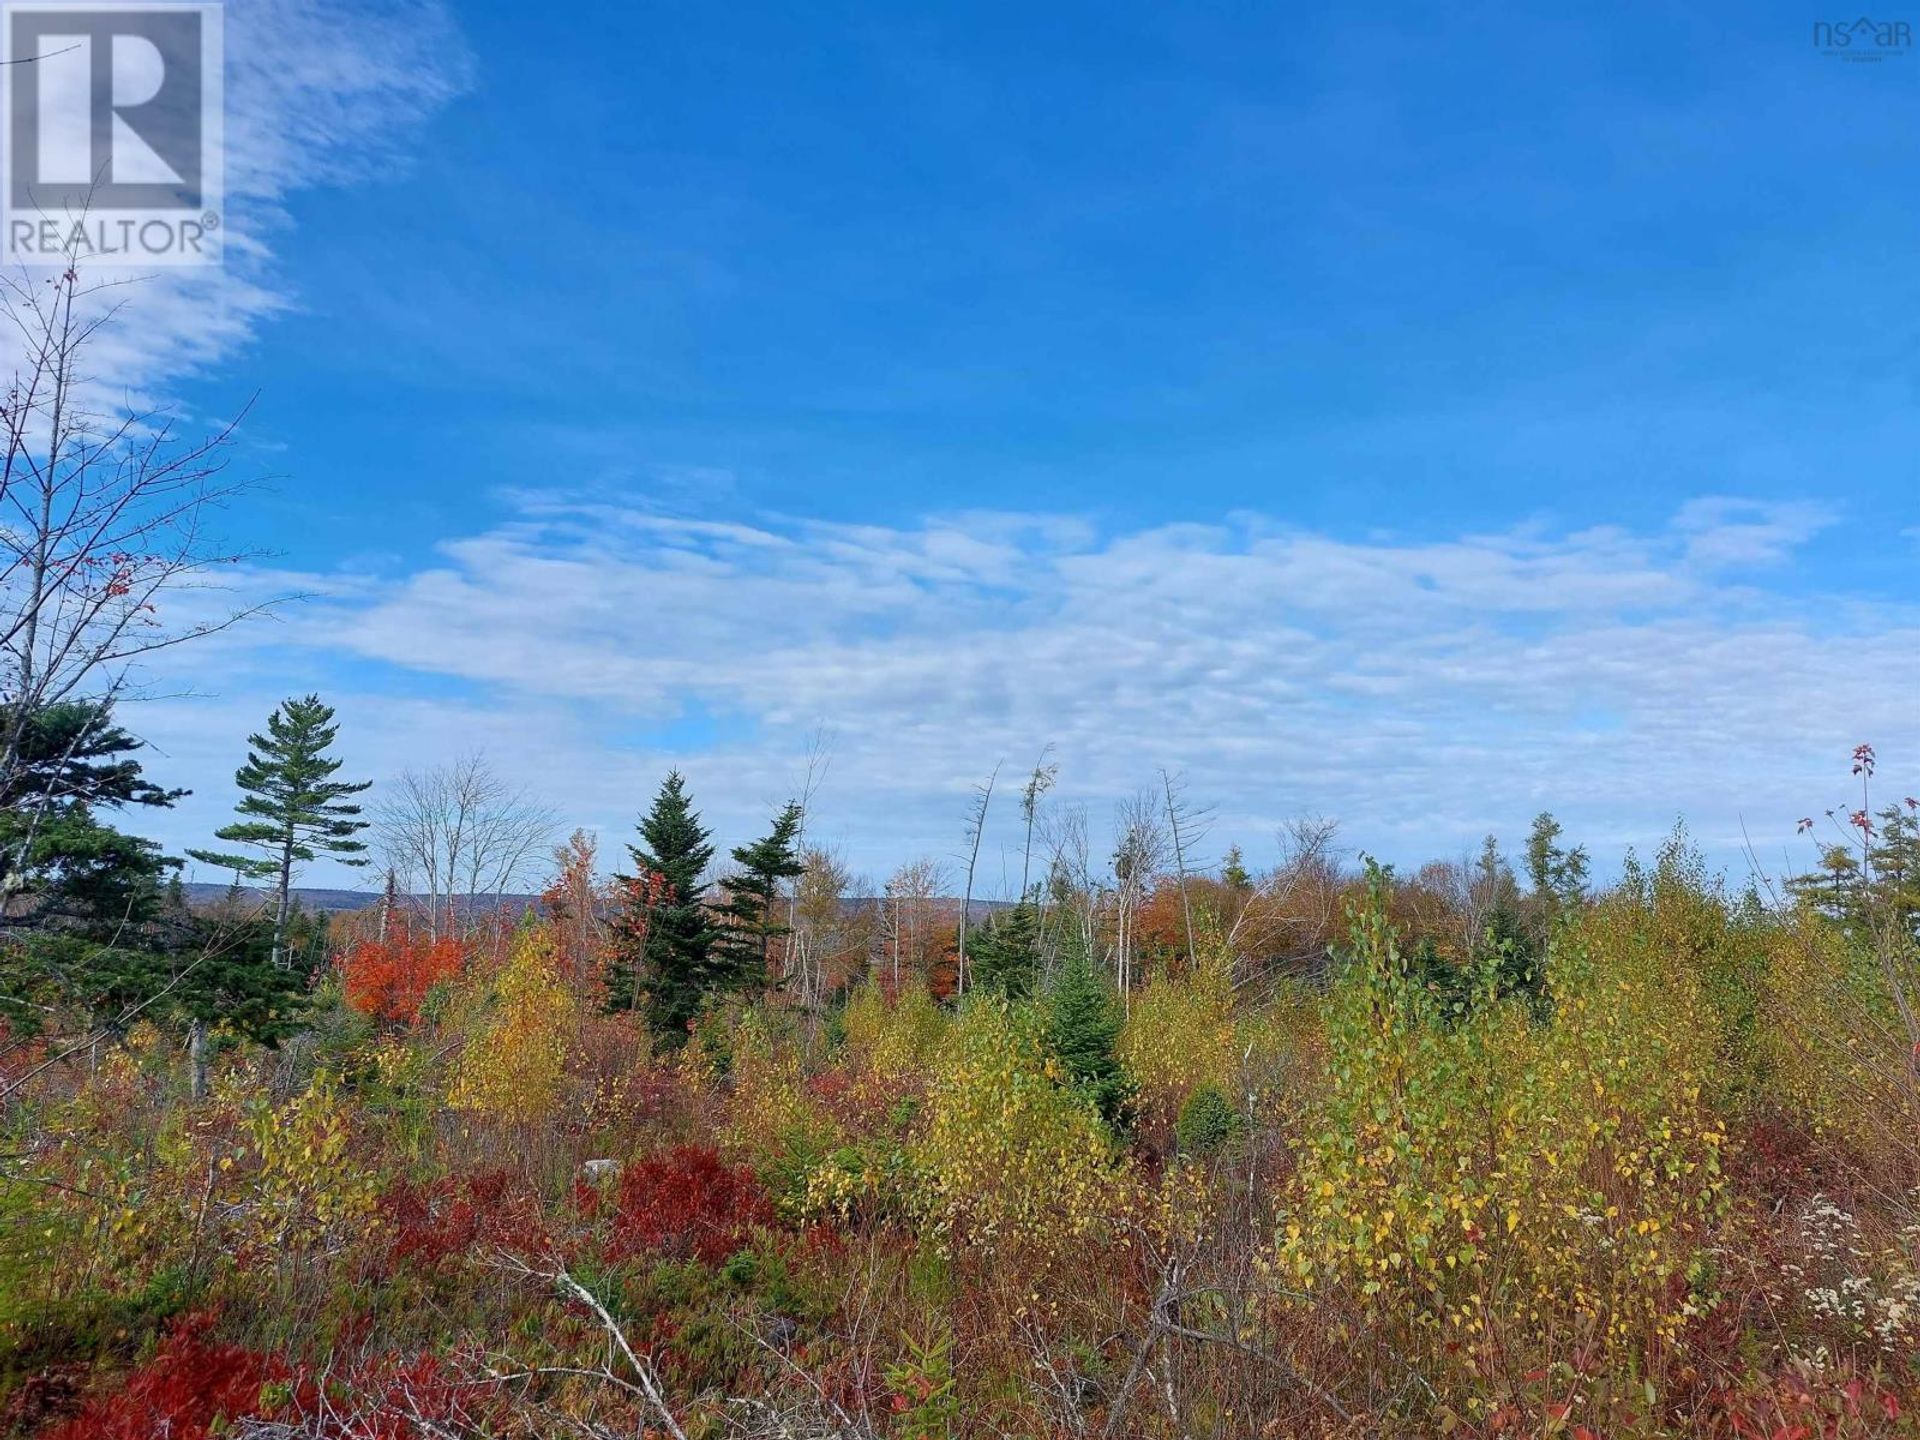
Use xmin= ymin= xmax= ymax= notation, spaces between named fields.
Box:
xmin=1174 ymin=1081 xmax=1242 ymax=1156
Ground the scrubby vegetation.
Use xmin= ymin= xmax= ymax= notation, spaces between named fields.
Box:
xmin=3 ymin=735 xmax=1918 ymax=1439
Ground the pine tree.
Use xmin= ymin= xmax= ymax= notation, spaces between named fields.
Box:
xmin=1044 ymin=938 xmax=1131 ymax=1128
xmin=607 ymin=771 xmax=716 ymax=1038
xmin=188 ymin=695 xmax=370 ymax=969
xmin=715 ymin=801 xmax=805 ymax=993
xmin=0 ymin=699 xmax=185 ymax=928
xmin=0 ymin=701 xmax=187 ymax=1034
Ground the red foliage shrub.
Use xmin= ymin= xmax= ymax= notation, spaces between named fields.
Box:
xmin=384 ymin=1169 xmax=549 ymax=1270
xmin=806 ymin=1067 xmax=856 ymax=1106
xmin=606 ymin=1144 xmax=773 ymax=1266
xmin=340 ymin=930 xmax=466 ymax=1024
xmin=1700 ymin=1363 xmax=1906 ymax=1439
xmin=41 ymin=1313 xmax=285 ymax=1440
xmin=346 ymin=1353 xmax=477 ymax=1438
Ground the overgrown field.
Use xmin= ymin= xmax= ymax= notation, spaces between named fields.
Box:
xmin=3 ymin=830 xmax=1918 ymax=1439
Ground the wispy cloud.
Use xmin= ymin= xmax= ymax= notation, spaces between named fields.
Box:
xmin=0 ymin=0 xmax=469 ymax=404
xmin=136 ymin=492 xmax=1916 ymax=890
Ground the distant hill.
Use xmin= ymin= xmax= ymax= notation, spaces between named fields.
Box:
xmin=181 ymin=883 xmax=541 ymax=915
xmin=181 ymin=884 xmax=1011 ymax=920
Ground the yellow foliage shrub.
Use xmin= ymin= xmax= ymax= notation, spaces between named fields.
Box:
xmin=246 ymin=1070 xmax=379 ymax=1259
xmin=447 ymin=922 xmax=577 ymax=1126
xmin=725 ymin=1011 xmax=835 ymax=1159
xmin=1118 ymin=950 xmax=1237 ymax=1133
xmin=841 ymin=981 xmax=949 ymax=1084
xmin=913 ymin=997 xmax=1136 ymax=1259
xmin=1761 ymin=910 xmax=1920 ymax=1177
xmin=10 ymin=1032 xmax=208 ymax=1307
xmin=1274 ymin=871 xmax=1727 ymax=1415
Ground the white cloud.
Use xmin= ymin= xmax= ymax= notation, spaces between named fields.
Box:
xmin=1672 ymin=496 xmax=1835 ymax=569
xmin=131 ymin=492 xmax=1920 ymax=893
xmin=0 ymin=0 xmax=468 ymax=406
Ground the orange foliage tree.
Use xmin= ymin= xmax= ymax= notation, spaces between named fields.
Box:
xmin=340 ymin=928 xmax=466 ymax=1025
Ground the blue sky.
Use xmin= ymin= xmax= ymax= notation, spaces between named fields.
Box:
xmin=51 ymin=0 xmax=1920 ymax=892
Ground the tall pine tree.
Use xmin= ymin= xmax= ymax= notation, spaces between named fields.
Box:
xmin=715 ymin=801 xmax=805 ymax=993
xmin=607 ymin=771 xmax=716 ymax=1039
xmin=188 ymin=695 xmax=370 ymax=969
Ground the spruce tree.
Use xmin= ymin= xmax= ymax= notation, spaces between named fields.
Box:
xmin=188 ymin=695 xmax=370 ymax=969
xmin=970 ymin=899 xmax=1040 ymax=999
xmin=1044 ymin=938 xmax=1131 ymax=1128
xmin=1523 ymin=810 xmax=1589 ymax=942
xmin=0 ymin=699 xmax=186 ymax=815
xmin=715 ymin=801 xmax=805 ymax=993
xmin=607 ymin=770 xmax=716 ymax=1038
xmin=1220 ymin=845 xmax=1253 ymax=892
xmin=0 ymin=701 xmax=185 ymax=931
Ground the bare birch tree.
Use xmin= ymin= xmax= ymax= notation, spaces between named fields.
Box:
xmin=1019 ymin=745 xmax=1058 ymax=902
xmin=1159 ymin=768 xmax=1213 ymax=971
xmin=1110 ymin=791 xmax=1165 ymax=1008
xmin=955 ymin=763 xmax=999 ymax=998
xmin=1039 ymin=803 xmax=1099 ymax=980
xmin=1224 ymin=816 xmax=1345 ymax=980
xmin=790 ymin=844 xmax=862 ymax=1010
xmin=374 ymin=753 xmax=556 ymax=938
xmin=783 ymin=725 xmax=833 ymax=968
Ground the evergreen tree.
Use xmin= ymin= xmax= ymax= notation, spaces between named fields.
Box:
xmin=1044 ymin=939 xmax=1131 ymax=1128
xmin=0 ymin=700 xmax=317 ymax=1088
xmin=1789 ymin=802 xmax=1920 ymax=943
xmin=1473 ymin=833 xmax=1519 ymax=912
xmin=1175 ymin=1081 xmax=1243 ymax=1156
xmin=607 ymin=771 xmax=716 ymax=1038
xmin=970 ymin=900 xmax=1040 ymax=999
xmin=1868 ymin=803 xmax=1920 ymax=941
xmin=189 ymin=696 xmax=370 ymax=968
xmin=1220 ymin=844 xmax=1253 ymax=892
xmin=0 ymin=700 xmax=184 ymax=925
xmin=171 ymin=904 xmax=312 ymax=1097
xmin=715 ymin=801 xmax=805 ymax=993
xmin=1412 ymin=911 xmax=1544 ymax=1027
xmin=1478 ymin=903 xmax=1543 ymax=1002
xmin=0 ymin=700 xmax=186 ymax=815
xmin=0 ymin=701 xmax=186 ymax=1033
xmin=1524 ymin=811 xmax=1589 ymax=937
